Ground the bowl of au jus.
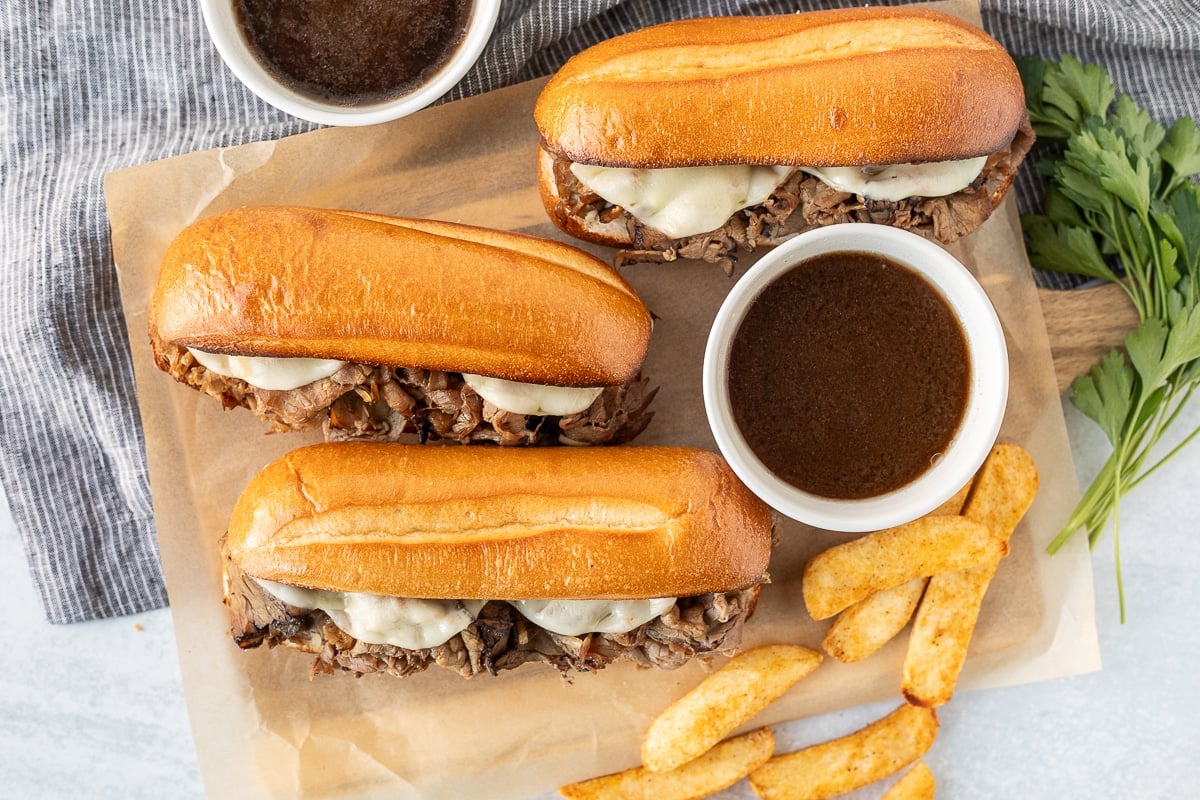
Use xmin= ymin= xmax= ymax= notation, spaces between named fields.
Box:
xmin=200 ymin=0 xmax=502 ymax=126
xmin=703 ymin=223 xmax=1008 ymax=533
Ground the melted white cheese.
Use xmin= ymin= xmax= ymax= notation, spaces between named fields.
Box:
xmin=511 ymin=597 xmax=677 ymax=636
xmin=189 ymin=351 xmax=598 ymax=417
xmin=187 ymin=349 xmax=346 ymax=391
xmin=800 ymin=156 xmax=988 ymax=202
xmin=257 ymin=579 xmax=678 ymax=645
xmin=570 ymin=163 xmax=792 ymax=239
xmin=257 ymin=580 xmax=486 ymax=650
xmin=462 ymin=373 xmax=603 ymax=416
xmin=571 ymin=157 xmax=989 ymax=238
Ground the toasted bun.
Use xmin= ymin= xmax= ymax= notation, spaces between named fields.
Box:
xmin=226 ymin=443 xmax=774 ymax=600
xmin=534 ymin=8 xmax=1024 ymax=168
xmin=148 ymin=206 xmax=652 ymax=386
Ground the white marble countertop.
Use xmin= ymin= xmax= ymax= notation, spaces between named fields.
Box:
xmin=3 ymin=399 xmax=1198 ymax=799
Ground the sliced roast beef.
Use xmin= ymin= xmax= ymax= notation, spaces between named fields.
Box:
xmin=224 ymin=545 xmax=762 ymax=679
xmin=552 ymin=113 xmax=1036 ymax=274
xmin=155 ymin=343 xmax=655 ymax=445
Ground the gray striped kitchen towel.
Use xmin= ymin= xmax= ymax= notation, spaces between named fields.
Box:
xmin=3 ymin=0 xmax=1199 ymax=622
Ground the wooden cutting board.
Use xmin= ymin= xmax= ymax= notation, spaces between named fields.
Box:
xmin=1039 ymin=283 xmax=1139 ymax=392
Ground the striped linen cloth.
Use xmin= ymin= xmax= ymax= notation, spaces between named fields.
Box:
xmin=3 ymin=1 xmax=1198 ymax=623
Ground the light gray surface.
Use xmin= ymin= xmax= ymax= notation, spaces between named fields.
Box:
xmin=3 ymin=398 xmax=1198 ymax=798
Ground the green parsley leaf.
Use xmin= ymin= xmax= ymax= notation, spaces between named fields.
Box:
xmin=1162 ymin=302 xmax=1200 ymax=372
xmin=1024 ymin=55 xmax=1200 ymax=621
xmin=1158 ymin=238 xmax=1182 ymax=294
xmin=1017 ymin=55 xmax=1077 ymax=138
xmin=1053 ymin=160 xmax=1116 ymax=215
xmin=1160 ymin=117 xmax=1200 ymax=194
xmin=1126 ymin=317 xmax=1171 ymax=389
xmin=1111 ymin=94 xmax=1165 ymax=161
xmin=1050 ymin=53 xmax=1115 ymax=120
xmin=1045 ymin=183 xmax=1088 ymax=228
xmin=1021 ymin=215 xmax=1117 ymax=281
xmin=1162 ymin=186 xmax=1200 ymax=277
xmin=1070 ymin=350 xmax=1134 ymax=445
xmin=1067 ymin=125 xmax=1153 ymax=215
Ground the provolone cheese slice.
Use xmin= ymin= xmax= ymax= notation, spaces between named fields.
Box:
xmin=571 ymin=156 xmax=988 ymax=238
xmin=187 ymin=349 xmax=346 ymax=391
xmin=462 ymin=373 xmax=603 ymax=416
xmin=571 ymin=163 xmax=792 ymax=239
xmin=802 ymin=156 xmax=987 ymax=202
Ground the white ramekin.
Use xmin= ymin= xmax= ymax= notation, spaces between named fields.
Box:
xmin=703 ymin=223 xmax=1008 ymax=533
xmin=199 ymin=0 xmax=502 ymax=127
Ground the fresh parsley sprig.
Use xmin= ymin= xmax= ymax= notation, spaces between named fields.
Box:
xmin=1017 ymin=55 xmax=1200 ymax=621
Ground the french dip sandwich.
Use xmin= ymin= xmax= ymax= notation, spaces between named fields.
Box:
xmin=223 ymin=443 xmax=774 ymax=678
xmin=149 ymin=206 xmax=655 ymax=445
xmin=535 ymin=7 xmax=1035 ymax=272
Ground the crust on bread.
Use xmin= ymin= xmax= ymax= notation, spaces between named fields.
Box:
xmin=534 ymin=7 xmax=1025 ymax=168
xmin=225 ymin=443 xmax=774 ymax=600
xmin=148 ymin=206 xmax=652 ymax=387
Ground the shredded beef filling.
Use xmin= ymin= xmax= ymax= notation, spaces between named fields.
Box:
xmin=551 ymin=113 xmax=1036 ymax=274
xmin=223 ymin=546 xmax=762 ymax=678
xmin=154 ymin=343 xmax=655 ymax=446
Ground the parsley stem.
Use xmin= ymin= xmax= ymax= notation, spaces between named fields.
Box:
xmin=1121 ymin=382 xmax=1200 ymax=490
xmin=1138 ymin=209 xmax=1166 ymax=319
xmin=1114 ymin=499 xmax=1126 ymax=622
xmin=1073 ymin=386 xmax=1160 ymax=551
xmin=1050 ymin=450 xmax=1117 ymax=553
xmin=1115 ymin=210 xmax=1153 ymax=318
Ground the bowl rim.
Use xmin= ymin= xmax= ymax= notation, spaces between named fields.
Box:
xmin=198 ymin=0 xmax=502 ymax=127
xmin=702 ymin=223 xmax=1009 ymax=533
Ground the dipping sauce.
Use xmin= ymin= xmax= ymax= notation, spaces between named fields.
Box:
xmin=727 ymin=251 xmax=970 ymax=500
xmin=233 ymin=0 xmax=473 ymax=106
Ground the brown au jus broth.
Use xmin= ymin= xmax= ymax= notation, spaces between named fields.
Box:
xmin=728 ymin=251 xmax=970 ymax=500
xmin=234 ymin=0 xmax=473 ymax=106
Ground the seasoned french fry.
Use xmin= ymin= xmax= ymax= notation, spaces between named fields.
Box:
xmin=560 ymin=727 xmax=775 ymax=800
xmin=822 ymin=577 xmax=927 ymax=662
xmin=803 ymin=516 xmax=1005 ymax=621
xmin=903 ymin=443 xmax=1039 ymax=708
xmin=822 ymin=480 xmax=973 ymax=663
xmin=642 ymin=645 xmax=821 ymax=772
xmin=959 ymin=443 xmax=1040 ymax=539
xmin=901 ymin=567 xmax=988 ymax=708
xmin=881 ymin=761 xmax=936 ymax=799
xmin=747 ymin=703 xmax=937 ymax=800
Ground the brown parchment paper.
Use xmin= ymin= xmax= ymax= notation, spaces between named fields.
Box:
xmin=105 ymin=2 xmax=1097 ymax=797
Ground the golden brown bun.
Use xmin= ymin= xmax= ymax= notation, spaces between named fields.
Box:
xmin=226 ymin=442 xmax=774 ymax=600
xmin=534 ymin=7 xmax=1025 ymax=168
xmin=148 ymin=206 xmax=651 ymax=386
